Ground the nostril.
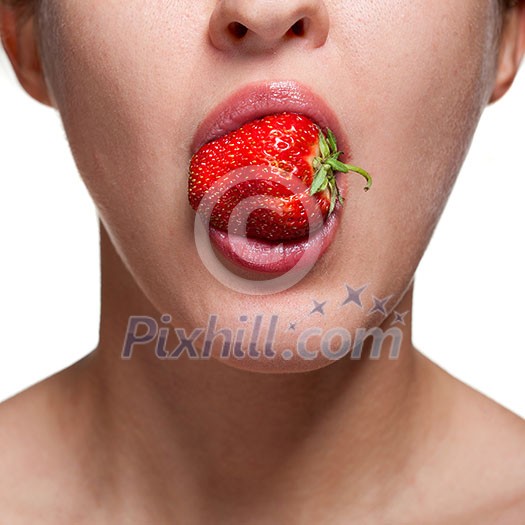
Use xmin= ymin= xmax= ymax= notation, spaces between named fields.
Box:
xmin=228 ymin=22 xmax=248 ymax=39
xmin=288 ymin=19 xmax=305 ymax=37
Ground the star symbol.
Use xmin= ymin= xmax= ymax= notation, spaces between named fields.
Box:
xmin=392 ymin=310 xmax=409 ymax=326
xmin=310 ymin=300 xmax=327 ymax=316
xmin=368 ymin=295 xmax=393 ymax=316
xmin=341 ymin=284 xmax=367 ymax=308
xmin=288 ymin=322 xmax=297 ymax=332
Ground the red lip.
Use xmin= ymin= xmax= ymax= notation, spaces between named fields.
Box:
xmin=208 ymin=211 xmax=340 ymax=274
xmin=190 ymin=80 xmax=355 ymax=275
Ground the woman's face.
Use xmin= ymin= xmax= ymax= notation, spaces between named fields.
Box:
xmin=35 ymin=0 xmax=502 ymax=371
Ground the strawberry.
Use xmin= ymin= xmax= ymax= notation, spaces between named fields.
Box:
xmin=188 ymin=112 xmax=371 ymax=241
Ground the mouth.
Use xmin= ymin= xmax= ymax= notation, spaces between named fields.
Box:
xmin=190 ymin=80 xmax=359 ymax=275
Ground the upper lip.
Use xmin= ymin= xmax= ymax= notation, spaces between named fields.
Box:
xmin=190 ymin=80 xmax=351 ymax=159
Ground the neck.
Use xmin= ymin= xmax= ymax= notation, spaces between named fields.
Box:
xmin=74 ymin=221 xmax=436 ymax=522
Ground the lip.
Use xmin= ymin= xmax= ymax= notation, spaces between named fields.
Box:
xmin=191 ymin=80 xmax=353 ymax=197
xmin=208 ymin=210 xmax=340 ymax=274
xmin=191 ymin=80 xmax=354 ymax=274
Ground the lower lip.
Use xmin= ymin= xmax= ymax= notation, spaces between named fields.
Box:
xmin=208 ymin=210 xmax=340 ymax=274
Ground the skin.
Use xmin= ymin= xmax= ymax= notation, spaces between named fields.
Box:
xmin=1 ymin=0 xmax=525 ymax=523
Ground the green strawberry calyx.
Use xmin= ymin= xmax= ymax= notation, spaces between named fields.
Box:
xmin=309 ymin=128 xmax=372 ymax=214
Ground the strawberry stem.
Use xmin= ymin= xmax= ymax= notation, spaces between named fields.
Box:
xmin=310 ymin=129 xmax=372 ymax=214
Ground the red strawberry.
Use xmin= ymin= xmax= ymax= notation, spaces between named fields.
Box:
xmin=188 ymin=112 xmax=371 ymax=241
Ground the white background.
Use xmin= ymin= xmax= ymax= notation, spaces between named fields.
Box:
xmin=1 ymin=48 xmax=524 ymax=417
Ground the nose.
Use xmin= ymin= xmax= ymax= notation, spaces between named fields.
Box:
xmin=208 ymin=0 xmax=330 ymax=54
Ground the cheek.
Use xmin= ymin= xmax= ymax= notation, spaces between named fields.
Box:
xmin=326 ymin=0 xmax=498 ymax=267
xmin=34 ymin=2 xmax=223 ymax=320
xmin=37 ymin=0 xmax=209 ymax=229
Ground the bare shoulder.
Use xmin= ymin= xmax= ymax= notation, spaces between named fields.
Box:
xmin=0 ymin=367 xmax=100 ymax=524
xmin=418 ymin=353 xmax=525 ymax=524
xmin=0 ymin=379 xmax=69 ymax=523
xmin=456 ymin=376 xmax=525 ymax=524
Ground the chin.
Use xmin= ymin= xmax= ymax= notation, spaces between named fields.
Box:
xmin=170 ymin=301 xmax=404 ymax=374
xmin=205 ymin=339 xmax=339 ymax=374
xmin=212 ymin=354 xmax=338 ymax=374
